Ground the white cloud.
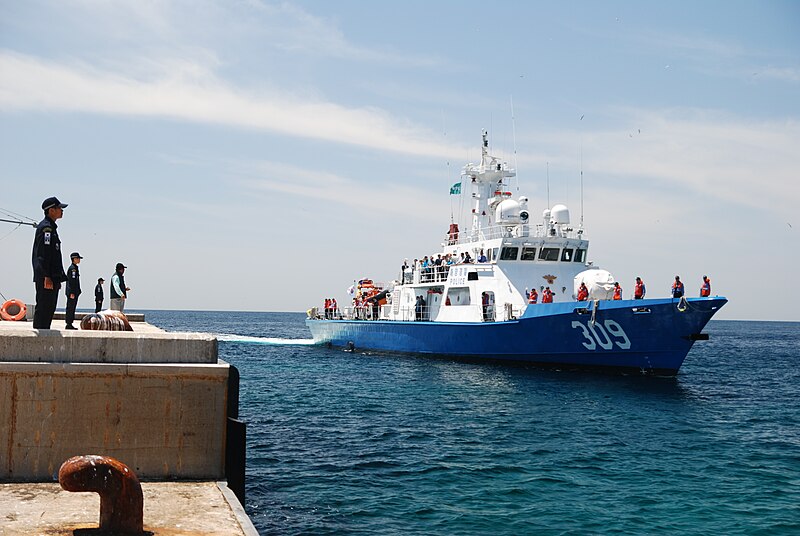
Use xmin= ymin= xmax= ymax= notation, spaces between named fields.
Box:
xmin=0 ymin=50 xmax=466 ymax=159
xmin=235 ymin=159 xmax=445 ymax=221
xmin=757 ymin=66 xmax=800 ymax=83
xmin=514 ymin=108 xmax=800 ymax=219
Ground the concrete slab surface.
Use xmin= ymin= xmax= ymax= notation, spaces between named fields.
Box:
xmin=0 ymin=481 xmax=258 ymax=535
xmin=0 ymin=318 xmax=162 ymax=334
xmin=0 ymin=320 xmax=217 ymax=364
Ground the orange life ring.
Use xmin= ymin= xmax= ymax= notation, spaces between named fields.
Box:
xmin=0 ymin=299 xmax=27 ymax=321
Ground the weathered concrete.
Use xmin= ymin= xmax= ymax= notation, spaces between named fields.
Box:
xmin=0 ymin=324 xmax=217 ymax=364
xmin=0 ymin=481 xmax=258 ymax=535
xmin=0 ymin=360 xmax=229 ymax=481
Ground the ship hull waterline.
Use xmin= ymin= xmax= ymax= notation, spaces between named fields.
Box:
xmin=306 ymin=297 xmax=727 ymax=376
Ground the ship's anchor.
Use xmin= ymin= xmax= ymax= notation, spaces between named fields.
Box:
xmin=590 ymin=299 xmax=599 ymax=325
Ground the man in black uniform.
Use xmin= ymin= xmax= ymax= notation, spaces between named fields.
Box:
xmin=95 ymin=277 xmax=105 ymax=312
xmin=64 ymin=252 xmax=83 ymax=329
xmin=32 ymin=196 xmax=68 ymax=329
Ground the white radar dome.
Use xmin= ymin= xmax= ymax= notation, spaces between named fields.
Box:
xmin=575 ymin=268 xmax=615 ymax=301
xmin=550 ymin=204 xmax=570 ymax=225
xmin=496 ymin=199 xmax=520 ymax=223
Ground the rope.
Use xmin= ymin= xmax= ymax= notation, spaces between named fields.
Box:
xmin=677 ymin=296 xmax=688 ymax=312
xmin=0 ymin=222 xmax=24 ymax=242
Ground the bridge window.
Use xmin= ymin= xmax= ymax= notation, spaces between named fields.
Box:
xmin=521 ymin=247 xmax=537 ymax=260
xmin=539 ymin=247 xmax=560 ymax=261
xmin=500 ymin=247 xmax=519 ymax=260
xmin=561 ymin=248 xmax=574 ymax=262
xmin=574 ymin=249 xmax=586 ymax=263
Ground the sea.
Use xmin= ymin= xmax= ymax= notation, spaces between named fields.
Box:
xmin=145 ymin=312 xmax=799 ymax=536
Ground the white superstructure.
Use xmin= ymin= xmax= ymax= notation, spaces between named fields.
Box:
xmin=348 ymin=131 xmax=610 ymax=323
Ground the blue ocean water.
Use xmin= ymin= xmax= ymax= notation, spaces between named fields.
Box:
xmin=146 ymin=312 xmax=800 ymax=535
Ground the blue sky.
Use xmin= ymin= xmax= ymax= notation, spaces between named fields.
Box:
xmin=1 ymin=1 xmax=798 ymax=320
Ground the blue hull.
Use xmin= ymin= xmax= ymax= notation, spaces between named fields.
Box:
xmin=306 ymin=297 xmax=727 ymax=375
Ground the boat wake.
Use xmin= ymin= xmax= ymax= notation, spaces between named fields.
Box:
xmin=216 ymin=334 xmax=316 ymax=345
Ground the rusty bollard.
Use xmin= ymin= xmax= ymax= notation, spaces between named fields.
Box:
xmin=58 ymin=455 xmax=144 ymax=534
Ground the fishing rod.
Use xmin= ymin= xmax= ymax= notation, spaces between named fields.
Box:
xmin=0 ymin=217 xmax=36 ymax=227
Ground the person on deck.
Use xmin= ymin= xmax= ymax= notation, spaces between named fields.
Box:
xmin=577 ymin=282 xmax=589 ymax=302
xmin=542 ymin=287 xmax=554 ymax=303
xmin=613 ymin=282 xmax=622 ymax=300
xmin=700 ymin=276 xmax=711 ymax=297
xmin=528 ymin=288 xmax=538 ymax=304
xmin=415 ymin=295 xmax=425 ymax=321
xmin=32 ymin=196 xmax=68 ymax=329
xmin=64 ymin=252 xmax=83 ymax=329
xmin=671 ymin=276 xmax=685 ymax=298
xmin=634 ymin=277 xmax=646 ymax=300
xmin=477 ymin=249 xmax=488 ymax=263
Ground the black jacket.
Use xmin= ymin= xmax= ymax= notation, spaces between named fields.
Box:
xmin=95 ymin=283 xmax=103 ymax=301
xmin=65 ymin=263 xmax=81 ymax=297
xmin=32 ymin=216 xmax=66 ymax=286
xmin=110 ymin=271 xmax=127 ymax=299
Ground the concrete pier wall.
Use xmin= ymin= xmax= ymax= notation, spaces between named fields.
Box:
xmin=0 ymin=329 xmax=217 ymax=364
xmin=0 ymin=324 xmax=229 ymax=482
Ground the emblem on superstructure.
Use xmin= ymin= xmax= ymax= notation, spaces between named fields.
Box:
xmin=543 ymin=274 xmax=557 ymax=285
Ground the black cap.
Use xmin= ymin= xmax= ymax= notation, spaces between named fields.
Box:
xmin=42 ymin=197 xmax=68 ymax=210
xmin=116 ymin=263 xmax=126 ymax=270
xmin=70 ymin=252 xmax=83 ymax=259
xmin=98 ymin=278 xmax=105 ymax=282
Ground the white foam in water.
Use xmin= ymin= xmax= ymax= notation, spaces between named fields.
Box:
xmin=215 ymin=333 xmax=316 ymax=345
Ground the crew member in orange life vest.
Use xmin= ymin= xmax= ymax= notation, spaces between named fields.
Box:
xmin=528 ymin=287 xmax=538 ymax=304
xmin=700 ymin=275 xmax=711 ymax=297
xmin=634 ymin=277 xmax=645 ymax=299
xmin=577 ymin=282 xmax=589 ymax=302
xmin=613 ymin=282 xmax=622 ymax=300
xmin=672 ymin=276 xmax=685 ymax=298
xmin=542 ymin=287 xmax=554 ymax=303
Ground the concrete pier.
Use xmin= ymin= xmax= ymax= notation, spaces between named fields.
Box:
xmin=0 ymin=314 xmax=253 ymax=533
xmin=0 ymin=481 xmax=258 ymax=535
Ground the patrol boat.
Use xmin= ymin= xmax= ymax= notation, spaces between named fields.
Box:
xmin=306 ymin=131 xmax=727 ymax=375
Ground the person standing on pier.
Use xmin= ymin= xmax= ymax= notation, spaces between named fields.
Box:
xmin=64 ymin=252 xmax=83 ymax=329
xmin=110 ymin=263 xmax=130 ymax=311
xmin=32 ymin=197 xmax=68 ymax=329
xmin=94 ymin=278 xmax=105 ymax=312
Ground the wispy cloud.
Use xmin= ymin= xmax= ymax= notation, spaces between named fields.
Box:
xmin=512 ymin=108 xmax=800 ymax=218
xmin=235 ymin=159 xmax=445 ymax=221
xmin=756 ymin=66 xmax=800 ymax=83
xmin=0 ymin=50 xmax=466 ymax=159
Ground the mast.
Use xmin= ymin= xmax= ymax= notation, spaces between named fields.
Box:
xmin=462 ymin=131 xmax=516 ymax=240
